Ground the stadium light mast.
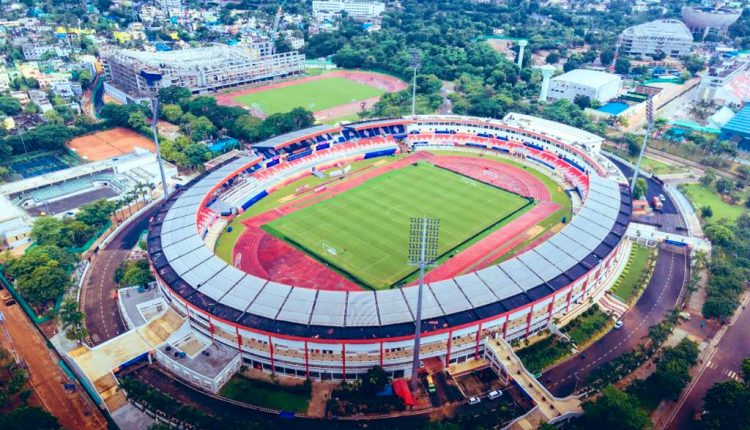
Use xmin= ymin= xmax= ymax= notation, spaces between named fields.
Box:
xmin=409 ymin=49 xmax=421 ymax=116
xmin=630 ymin=96 xmax=654 ymax=195
xmin=139 ymin=69 xmax=170 ymax=199
xmin=407 ymin=217 xmax=439 ymax=393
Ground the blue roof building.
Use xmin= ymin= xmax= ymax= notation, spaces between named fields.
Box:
xmin=720 ymin=105 xmax=750 ymax=151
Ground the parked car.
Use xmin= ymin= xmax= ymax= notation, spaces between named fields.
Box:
xmin=614 ymin=320 xmax=624 ymax=329
xmin=488 ymin=390 xmax=502 ymax=400
xmin=468 ymin=397 xmax=481 ymax=405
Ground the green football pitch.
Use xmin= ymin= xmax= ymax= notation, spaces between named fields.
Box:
xmin=232 ymin=77 xmax=386 ymax=115
xmin=263 ymin=163 xmax=532 ymax=289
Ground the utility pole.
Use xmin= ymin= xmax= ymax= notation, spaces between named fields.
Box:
xmin=407 ymin=217 xmax=439 ymax=392
xmin=631 ymin=96 xmax=654 ymax=195
xmin=139 ymin=69 xmax=170 ymax=199
xmin=409 ymin=49 xmax=421 ymax=116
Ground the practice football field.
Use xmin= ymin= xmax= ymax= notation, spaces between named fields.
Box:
xmin=263 ymin=163 xmax=532 ymax=289
xmin=232 ymin=77 xmax=385 ymax=115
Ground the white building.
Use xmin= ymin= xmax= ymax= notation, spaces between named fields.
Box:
xmin=620 ymin=19 xmax=693 ymax=58
xmin=102 ymin=45 xmax=305 ymax=100
xmin=312 ymin=0 xmax=385 ymax=20
xmin=697 ymin=58 xmax=750 ymax=106
xmin=547 ymin=69 xmax=623 ymax=104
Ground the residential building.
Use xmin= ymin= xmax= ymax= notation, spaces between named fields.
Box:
xmin=547 ymin=69 xmax=623 ymax=104
xmin=697 ymin=58 xmax=750 ymax=106
xmin=619 ymin=19 xmax=693 ymax=58
xmin=102 ymin=45 xmax=305 ymax=101
xmin=312 ymin=0 xmax=385 ymax=20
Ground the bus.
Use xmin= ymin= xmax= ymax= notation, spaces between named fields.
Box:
xmin=426 ymin=374 xmax=436 ymax=393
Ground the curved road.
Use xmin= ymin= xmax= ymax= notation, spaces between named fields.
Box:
xmin=82 ymin=207 xmax=159 ymax=345
xmin=542 ymin=247 xmax=688 ymax=397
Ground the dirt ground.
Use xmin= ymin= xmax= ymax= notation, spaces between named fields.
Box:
xmin=0 ymin=301 xmax=107 ymax=429
xmin=67 ymin=127 xmax=156 ymax=161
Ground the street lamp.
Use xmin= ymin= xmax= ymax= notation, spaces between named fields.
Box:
xmin=139 ymin=69 xmax=170 ymax=199
xmin=407 ymin=217 xmax=440 ymax=392
xmin=409 ymin=49 xmax=421 ymax=117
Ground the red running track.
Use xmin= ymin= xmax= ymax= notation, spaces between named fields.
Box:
xmin=232 ymin=152 xmax=559 ymax=290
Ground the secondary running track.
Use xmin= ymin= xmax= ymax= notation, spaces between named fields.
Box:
xmin=232 ymin=152 xmax=561 ymax=291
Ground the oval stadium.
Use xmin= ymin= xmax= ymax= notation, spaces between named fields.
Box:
xmin=146 ymin=114 xmax=632 ymax=381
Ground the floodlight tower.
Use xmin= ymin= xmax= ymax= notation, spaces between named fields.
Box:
xmin=517 ymin=40 xmax=528 ymax=68
xmin=631 ymin=96 xmax=655 ymax=195
xmin=409 ymin=49 xmax=422 ymax=116
xmin=139 ymin=69 xmax=170 ymax=199
xmin=408 ymin=217 xmax=440 ymax=392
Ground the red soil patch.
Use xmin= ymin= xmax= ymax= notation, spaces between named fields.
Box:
xmin=215 ymin=70 xmax=407 ymax=120
xmin=232 ymin=151 xmax=561 ymax=290
xmin=67 ymin=127 xmax=155 ymax=161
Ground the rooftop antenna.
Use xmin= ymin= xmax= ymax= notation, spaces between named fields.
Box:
xmin=409 ymin=49 xmax=421 ymax=116
xmin=630 ymin=96 xmax=654 ymax=195
xmin=139 ymin=69 xmax=170 ymax=199
xmin=408 ymin=217 xmax=440 ymax=392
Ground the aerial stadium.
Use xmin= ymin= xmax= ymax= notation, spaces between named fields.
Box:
xmin=146 ymin=114 xmax=632 ymax=381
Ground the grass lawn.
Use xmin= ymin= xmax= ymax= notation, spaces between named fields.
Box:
xmin=220 ymin=375 xmax=310 ymax=413
xmin=233 ymin=77 xmax=385 ymax=116
xmin=213 ymin=157 xmax=401 ymax=263
xmin=517 ymin=336 xmax=572 ymax=375
xmin=562 ymin=305 xmax=611 ymax=345
xmin=638 ymin=156 xmax=684 ymax=175
xmin=610 ymin=244 xmax=651 ymax=302
xmin=680 ymin=183 xmax=749 ymax=224
xmin=264 ymin=162 xmax=531 ymax=289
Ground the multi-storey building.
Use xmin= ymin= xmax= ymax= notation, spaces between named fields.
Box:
xmin=101 ymin=45 xmax=305 ymax=100
xmin=312 ymin=0 xmax=385 ymax=20
xmin=620 ymin=19 xmax=694 ymax=58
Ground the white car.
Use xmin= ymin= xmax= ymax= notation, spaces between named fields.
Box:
xmin=468 ymin=396 xmax=481 ymax=405
xmin=614 ymin=320 xmax=624 ymax=329
xmin=488 ymin=390 xmax=503 ymax=400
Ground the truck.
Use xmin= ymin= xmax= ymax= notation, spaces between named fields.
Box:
xmin=652 ymin=196 xmax=663 ymax=212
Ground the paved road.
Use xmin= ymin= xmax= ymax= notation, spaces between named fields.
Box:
xmin=666 ymin=296 xmax=750 ymax=430
xmin=542 ymin=248 xmax=688 ymax=397
xmin=0 ymin=301 xmax=107 ymax=429
xmin=82 ymin=207 xmax=158 ymax=345
xmin=609 ymin=157 xmax=688 ymax=234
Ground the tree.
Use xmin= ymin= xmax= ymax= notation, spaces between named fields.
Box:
xmin=579 ymin=385 xmax=650 ymax=430
xmin=127 ymin=111 xmax=149 ymax=132
xmin=704 ymin=224 xmax=735 ymax=247
xmin=188 ymin=116 xmax=216 ymax=142
xmin=682 ymin=55 xmax=706 ymax=75
xmin=742 ymin=358 xmax=750 ymax=383
xmin=700 ymin=170 xmax=717 ymax=187
xmin=574 ymin=94 xmax=592 ymax=110
xmin=0 ymin=96 xmax=22 ymax=116
xmin=0 ymin=406 xmax=60 ymax=430
xmin=716 ymin=178 xmax=734 ymax=195
xmin=158 ymin=86 xmax=192 ymax=106
xmin=652 ymin=50 xmax=667 ymax=61
xmin=600 ymin=49 xmax=615 ymax=67
xmin=699 ymin=380 xmax=750 ymax=430
xmin=633 ymin=178 xmax=647 ymax=200
xmin=703 ymin=295 xmax=738 ymax=320
xmin=361 ymin=366 xmax=389 ymax=395
xmin=615 ymin=58 xmax=631 ymax=75
xmin=546 ymin=52 xmax=560 ymax=64
xmin=161 ymin=104 xmax=183 ymax=123
xmin=43 ymin=109 xmax=64 ymax=125
xmin=16 ymin=264 xmax=69 ymax=306
xmin=30 ymin=217 xmax=65 ymax=246
xmin=76 ymin=69 xmax=93 ymax=89
xmin=701 ymin=206 xmax=713 ymax=218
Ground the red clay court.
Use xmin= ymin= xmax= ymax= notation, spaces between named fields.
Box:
xmin=231 ymin=152 xmax=563 ymax=291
